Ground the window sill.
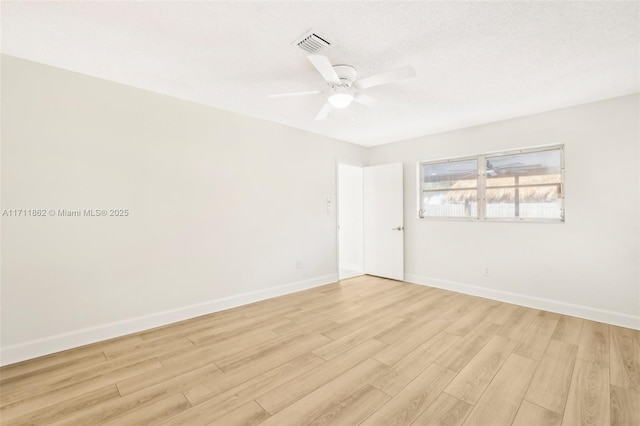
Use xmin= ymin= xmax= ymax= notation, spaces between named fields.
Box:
xmin=417 ymin=216 xmax=565 ymax=224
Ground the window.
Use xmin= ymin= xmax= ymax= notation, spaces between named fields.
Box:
xmin=421 ymin=158 xmax=478 ymax=218
xmin=418 ymin=145 xmax=564 ymax=222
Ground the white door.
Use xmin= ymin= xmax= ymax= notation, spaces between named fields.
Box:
xmin=363 ymin=163 xmax=404 ymax=280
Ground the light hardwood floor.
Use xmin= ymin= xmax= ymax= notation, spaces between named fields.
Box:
xmin=1 ymin=275 xmax=638 ymax=425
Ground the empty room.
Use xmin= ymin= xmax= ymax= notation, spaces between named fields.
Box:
xmin=1 ymin=1 xmax=639 ymax=425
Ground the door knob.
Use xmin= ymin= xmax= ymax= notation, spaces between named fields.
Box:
xmin=392 ymin=226 xmax=404 ymax=231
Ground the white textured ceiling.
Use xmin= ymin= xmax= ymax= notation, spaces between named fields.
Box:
xmin=2 ymin=1 xmax=638 ymax=146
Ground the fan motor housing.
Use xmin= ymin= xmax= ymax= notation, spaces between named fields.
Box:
xmin=332 ymin=65 xmax=357 ymax=86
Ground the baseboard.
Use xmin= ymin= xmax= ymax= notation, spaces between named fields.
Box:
xmin=0 ymin=274 xmax=337 ymax=367
xmin=339 ymin=270 xmax=364 ymax=280
xmin=405 ymin=274 xmax=640 ymax=331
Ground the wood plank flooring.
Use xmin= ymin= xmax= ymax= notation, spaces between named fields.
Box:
xmin=1 ymin=275 xmax=638 ymax=425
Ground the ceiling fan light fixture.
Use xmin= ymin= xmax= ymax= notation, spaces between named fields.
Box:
xmin=328 ymin=93 xmax=354 ymax=109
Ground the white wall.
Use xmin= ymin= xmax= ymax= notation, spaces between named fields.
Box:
xmin=368 ymin=94 xmax=640 ymax=329
xmin=338 ymin=163 xmax=363 ymax=277
xmin=0 ymin=55 xmax=367 ymax=365
xmin=2 ymin=55 xmax=638 ymax=366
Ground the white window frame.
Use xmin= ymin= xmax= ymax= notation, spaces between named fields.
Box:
xmin=417 ymin=144 xmax=565 ymax=223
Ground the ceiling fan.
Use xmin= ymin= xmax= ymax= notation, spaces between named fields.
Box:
xmin=485 ymin=161 xmax=543 ymax=176
xmin=268 ymin=55 xmax=416 ymax=120
xmin=445 ymin=162 xmax=543 ymax=178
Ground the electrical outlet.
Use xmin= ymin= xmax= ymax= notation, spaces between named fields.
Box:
xmin=484 ymin=266 xmax=490 ymax=276
xmin=296 ymin=260 xmax=304 ymax=269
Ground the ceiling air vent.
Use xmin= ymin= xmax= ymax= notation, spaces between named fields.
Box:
xmin=295 ymin=32 xmax=331 ymax=54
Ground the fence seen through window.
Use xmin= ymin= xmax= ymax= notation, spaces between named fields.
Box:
xmin=419 ymin=146 xmax=564 ymax=222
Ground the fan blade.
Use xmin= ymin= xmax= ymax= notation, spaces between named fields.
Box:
xmin=355 ymin=65 xmax=416 ymax=89
xmin=496 ymin=162 xmax=525 ymax=167
xmin=495 ymin=164 xmax=542 ymax=170
xmin=488 ymin=160 xmax=543 ymax=174
xmin=268 ymin=90 xmax=322 ymax=98
xmin=308 ymin=55 xmax=341 ymax=85
xmin=354 ymin=93 xmax=380 ymax=108
xmin=315 ymin=101 xmax=333 ymax=121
